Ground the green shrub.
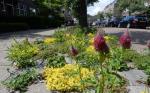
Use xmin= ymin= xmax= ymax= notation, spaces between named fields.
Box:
xmin=2 ymin=69 xmax=37 ymax=91
xmin=7 ymin=39 xmax=39 ymax=68
xmin=0 ymin=23 xmax=29 ymax=32
xmin=0 ymin=16 xmax=64 ymax=29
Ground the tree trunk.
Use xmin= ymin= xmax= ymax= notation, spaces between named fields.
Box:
xmin=78 ymin=0 xmax=88 ymax=28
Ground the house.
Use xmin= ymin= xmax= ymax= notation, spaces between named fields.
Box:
xmin=103 ymin=0 xmax=116 ymax=14
xmin=0 ymin=0 xmax=38 ymax=16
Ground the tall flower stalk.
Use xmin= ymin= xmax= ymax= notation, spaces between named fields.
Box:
xmin=93 ymin=31 xmax=109 ymax=93
xmin=69 ymin=46 xmax=85 ymax=91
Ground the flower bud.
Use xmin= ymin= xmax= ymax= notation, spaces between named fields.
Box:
xmin=147 ymin=40 xmax=150 ymax=49
xmin=119 ymin=30 xmax=131 ymax=49
xmin=94 ymin=32 xmax=109 ymax=53
xmin=70 ymin=46 xmax=78 ymax=56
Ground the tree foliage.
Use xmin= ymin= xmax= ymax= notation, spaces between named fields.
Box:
xmin=115 ymin=0 xmax=147 ymax=15
xmin=34 ymin=0 xmax=64 ymax=16
xmin=35 ymin=0 xmax=98 ymax=28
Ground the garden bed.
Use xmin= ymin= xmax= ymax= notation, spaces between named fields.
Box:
xmin=2 ymin=27 xmax=150 ymax=93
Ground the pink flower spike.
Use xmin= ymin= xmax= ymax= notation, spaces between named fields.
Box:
xmin=120 ymin=30 xmax=132 ymax=49
xmin=94 ymin=32 xmax=109 ymax=53
xmin=70 ymin=46 xmax=78 ymax=56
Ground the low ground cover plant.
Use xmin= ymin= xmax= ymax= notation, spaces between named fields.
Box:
xmin=2 ymin=69 xmax=37 ymax=92
xmin=43 ymin=64 xmax=95 ymax=91
xmin=7 ymin=38 xmax=39 ymax=68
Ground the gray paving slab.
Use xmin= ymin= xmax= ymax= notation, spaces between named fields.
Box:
xmin=26 ymin=83 xmax=51 ymax=93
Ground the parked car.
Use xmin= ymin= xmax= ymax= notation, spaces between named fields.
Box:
xmin=65 ymin=20 xmax=74 ymax=26
xmin=108 ymin=17 xmax=122 ymax=27
xmin=119 ymin=16 xmax=147 ymax=28
xmin=101 ymin=19 xmax=109 ymax=27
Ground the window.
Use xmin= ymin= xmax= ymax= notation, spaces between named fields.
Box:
xmin=17 ymin=3 xmax=28 ymax=16
xmin=0 ymin=0 xmax=3 ymax=3
xmin=5 ymin=5 xmax=14 ymax=16
xmin=23 ymin=5 xmax=26 ymax=10
xmin=0 ymin=3 xmax=2 ymax=15
xmin=5 ymin=0 xmax=13 ymax=4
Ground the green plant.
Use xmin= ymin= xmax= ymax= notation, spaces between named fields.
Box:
xmin=7 ymin=39 xmax=39 ymax=68
xmin=46 ymin=53 xmax=66 ymax=68
xmin=104 ymin=72 xmax=126 ymax=93
xmin=76 ymin=51 xmax=127 ymax=93
xmin=134 ymin=55 xmax=150 ymax=74
xmin=53 ymin=27 xmax=89 ymax=53
xmin=76 ymin=52 xmax=100 ymax=69
xmin=122 ymin=49 xmax=140 ymax=62
xmin=2 ymin=69 xmax=37 ymax=92
xmin=53 ymin=29 xmax=67 ymax=42
xmin=108 ymin=48 xmax=129 ymax=71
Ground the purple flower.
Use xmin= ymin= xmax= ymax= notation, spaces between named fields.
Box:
xmin=70 ymin=46 xmax=78 ymax=56
xmin=94 ymin=32 xmax=109 ymax=53
xmin=120 ymin=30 xmax=131 ymax=49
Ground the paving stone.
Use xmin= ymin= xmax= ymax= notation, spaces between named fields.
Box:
xmin=26 ymin=83 xmax=51 ymax=93
xmin=127 ymin=86 xmax=150 ymax=93
xmin=119 ymin=70 xmax=148 ymax=86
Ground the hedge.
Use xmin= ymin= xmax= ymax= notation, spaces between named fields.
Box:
xmin=0 ymin=16 xmax=64 ymax=29
xmin=0 ymin=23 xmax=29 ymax=32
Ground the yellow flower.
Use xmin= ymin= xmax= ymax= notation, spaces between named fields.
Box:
xmin=89 ymin=38 xmax=94 ymax=45
xmin=66 ymin=34 xmax=70 ymax=37
xmin=104 ymin=36 xmax=113 ymax=43
xmin=88 ymin=33 xmax=94 ymax=38
xmin=44 ymin=38 xmax=56 ymax=44
xmin=86 ymin=45 xmax=95 ymax=53
xmin=43 ymin=64 xmax=94 ymax=91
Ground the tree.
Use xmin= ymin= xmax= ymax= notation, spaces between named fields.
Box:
xmin=105 ymin=13 xmax=112 ymax=19
xmin=115 ymin=0 xmax=147 ymax=15
xmin=35 ymin=0 xmax=98 ymax=28
xmin=34 ymin=0 xmax=64 ymax=16
xmin=64 ymin=0 xmax=98 ymax=28
xmin=97 ymin=12 xmax=104 ymax=20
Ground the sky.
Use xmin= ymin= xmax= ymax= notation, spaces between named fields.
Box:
xmin=87 ymin=0 xmax=115 ymax=16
